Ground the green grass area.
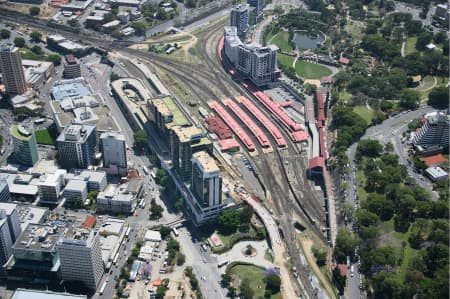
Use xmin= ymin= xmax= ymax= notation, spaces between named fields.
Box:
xmin=35 ymin=129 xmax=56 ymax=145
xmin=404 ymin=37 xmax=418 ymax=56
xmin=264 ymin=29 xmax=277 ymax=45
xmin=19 ymin=48 xmax=46 ymax=61
xmin=270 ymin=31 xmax=293 ymax=52
xmin=353 ymin=105 xmax=374 ymax=123
xmin=228 ymin=264 xmax=280 ymax=299
xmin=339 ymin=91 xmax=352 ymax=103
xmin=277 ymin=53 xmax=295 ymax=69
xmin=295 ymin=60 xmax=332 ymax=79
xmin=344 ymin=21 xmax=365 ymax=43
xmin=356 ymin=167 xmax=367 ymax=202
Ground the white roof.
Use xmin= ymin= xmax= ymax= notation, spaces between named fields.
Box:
xmin=425 ymin=167 xmax=448 ymax=179
xmin=145 ymin=230 xmax=161 ymax=242
xmin=12 ymin=289 xmax=86 ymax=299
xmin=64 ymin=179 xmax=87 ymax=192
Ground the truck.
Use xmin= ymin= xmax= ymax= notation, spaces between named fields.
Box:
xmin=99 ymin=281 xmax=107 ymax=295
xmin=172 ymin=227 xmax=179 ymax=237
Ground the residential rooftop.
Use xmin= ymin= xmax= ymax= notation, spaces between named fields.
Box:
xmin=193 ymin=151 xmax=219 ymax=172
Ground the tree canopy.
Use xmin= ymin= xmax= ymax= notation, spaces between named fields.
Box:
xmin=427 ymin=86 xmax=449 ymax=108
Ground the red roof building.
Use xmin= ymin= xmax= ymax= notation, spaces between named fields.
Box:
xmin=420 ymin=154 xmax=449 ymax=167
xmin=339 ymin=57 xmax=349 ymax=65
xmin=82 ymin=215 xmax=96 ymax=228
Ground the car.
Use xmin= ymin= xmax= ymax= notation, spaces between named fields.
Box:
xmin=145 ymin=280 xmax=149 ymax=285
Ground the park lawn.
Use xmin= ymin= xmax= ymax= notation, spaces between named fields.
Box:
xmin=35 ymin=129 xmax=56 ymax=145
xmin=229 ymin=264 xmax=280 ymax=299
xmin=295 ymin=60 xmax=332 ymax=79
xmin=277 ymin=53 xmax=295 ymax=69
xmin=353 ymin=106 xmax=374 ymax=123
xmin=344 ymin=21 xmax=365 ymax=43
xmin=377 ymin=219 xmax=418 ymax=282
xmin=270 ymin=31 xmax=293 ymax=52
xmin=356 ymin=167 xmax=367 ymax=202
xmin=339 ymin=90 xmax=352 ymax=103
xmin=264 ymin=29 xmax=276 ymax=45
xmin=405 ymin=37 xmax=418 ymax=55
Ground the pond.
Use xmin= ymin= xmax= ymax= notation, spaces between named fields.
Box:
xmin=292 ymin=31 xmax=325 ymax=50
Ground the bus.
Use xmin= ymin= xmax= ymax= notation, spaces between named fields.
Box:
xmin=15 ymin=31 xmax=23 ymax=36
xmin=218 ymin=260 xmax=229 ymax=268
xmin=142 ymin=166 xmax=149 ymax=175
xmin=150 ymin=170 xmax=156 ymax=179
xmin=125 ymin=227 xmax=132 ymax=238
xmin=112 ymin=252 xmax=119 ymax=265
xmin=172 ymin=227 xmax=179 ymax=237
xmin=34 ymin=118 xmax=45 ymax=125
xmin=99 ymin=281 xmax=107 ymax=295
xmin=201 ymin=244 xmax=208 ymax=252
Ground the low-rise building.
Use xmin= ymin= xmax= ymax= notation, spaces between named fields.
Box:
xmin=425 ymin=167 xmax=448 ymax=182
xmin=47 ymin=35 xmax=91 ymax=58
xmin=22 ymin=59 xmax=54 ymax=90
xmin=102 ymin=20 xmax=121 ymax=33
xmin=63 ymin=180 xmax=88 ymax=202
xmin=38 ymin=169 xmax=67 ymax=204
xmin=65 ymin=170 xmax=107 ymax=192
xmin=96 ymin=179 xmax=143 ymax=214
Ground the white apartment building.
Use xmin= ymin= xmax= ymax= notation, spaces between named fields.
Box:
xmin=0 ymin=202 xmax=21 ymax=243
xmin=63 ymin=180 xmax=88 ymax=201
xmin=413 ymin=111 xmax=449 ymax=148
xmin=38 ymin=169 xmax=67 ymax=204
xmin=100 ymin=132 xmax=127 ymax=174
xmin=56 ymin=228 xmax=104 ymax=290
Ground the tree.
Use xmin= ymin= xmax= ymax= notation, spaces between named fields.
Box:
xmin=67 ymin=18 xmax=80 ymax=28
xmin=415 ymin=32 xmax=433 ymax=51
xmin=46 ymin=54 xmax=61 ymax=66
xmin=332 ymin=267 xmax=346 ymax=295
xmin=372 ymin=272 xmax=403 ymax=299
xmin=240 ymin=205 xmax=253 ymax=224
xmin=427 ymin=86 xmax=449 ymax=108
xmin=0 ymin=29 xmax=10 ymax=39
xmin=155 ymin=286 xmax=167 ymax=299
xmin=217 ymin=209 xmax=241 ymax=235
xmin=150 ymin=199 xmax=163 ymax=219
xmin=265 ymin=274 xmax=281 ymax=293
xmin=159 ymin=225 xmax=171 ymax=239
xmin=29 ymin=31 xmax=42 ymax=42
xmin=31 ymin=45 xmax=42 ymax=55
xmin=29 ymin=6 xmax=40 ymax=16
xmin=399 ymin=89 xmax=420 ymax=109
xmin=356 ymin=139 xmax=383 ymax=158
xmin=356 ymin=209 xmax=380 ymax=227
xmin=176 ymin=253 xmax=185 ymax=265
xmin=240 ymin=278 xmax=254 ymax=299
xmin=88 ymin=191 xmax=99 ymax=200
xmin=110 ymin=72 xmax=120 ymax=81
xmin=131 ymin=21 xmax=147 ymax=36
xmin=312 ymin=246 xmax=327 ymax=266
xmin=221 ymin=273 xmax=232 ymax=287
xmin=13 ymin=37 xmax=25 ymax=48
xmin=133 ymin=130 xmax=148 ymax=151
xmin=334 ymin=228 xmax=358 ymax=262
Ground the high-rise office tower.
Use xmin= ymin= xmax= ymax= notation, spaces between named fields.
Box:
xmin=56 ymin=228 xmax=104 ymax=290
xmin=191 ymin=151 xmax=222 ymax=208
xmin=230 ymin=4 xmax=249 ymax=38
xmin=247 ymin=0 xmax=263 ymax=22
xmin=100 ymin=132 xmax=127 ymax=170
xmin=56 ymin=124 xmax=97 ymax=170
xmin=0 ymin=44 xmax=27 ymax=94
xmin=0 ymin=219 xmax=13 ymax=276
xmin=63 ymin=54 xmax=81 ymax=79
xmin=10 ymin=121 xmax=39 ymax=166
xmin=0 ymin=203 xmax=21 ymax=243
